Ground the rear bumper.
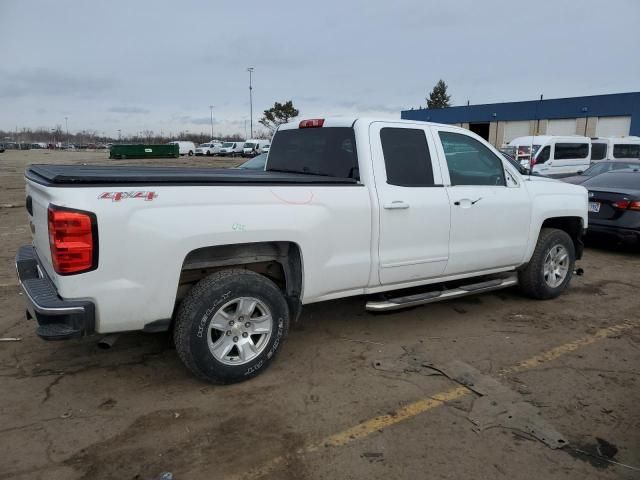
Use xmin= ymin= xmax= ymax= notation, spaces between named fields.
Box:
xmin=587 ymin=224 xmax=640 ymax=245
xmin=15 ymin=245 xmax=95 ymax=340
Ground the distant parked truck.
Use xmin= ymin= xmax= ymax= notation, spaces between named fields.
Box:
xmin=168 ymin=141 xmax=196 ymax=156
xmin=218 ymin=141 xmax=245 ymax=157
xmin=242 ymin=139 xmax=270 ymax=157
xmin=509 ymin=135 xmax=591 ymax=176
xmin=110 ymin=144 xmax=179 ymax=159
xmin=590 ymin=136 xmax=640 ymax=162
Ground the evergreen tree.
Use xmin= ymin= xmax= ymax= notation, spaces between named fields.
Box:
xmin=426 ymin=79 xmax=452 ymax=109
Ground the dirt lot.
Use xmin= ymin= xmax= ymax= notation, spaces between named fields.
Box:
xmin=1 ymin=149 xmax=639 ymax=480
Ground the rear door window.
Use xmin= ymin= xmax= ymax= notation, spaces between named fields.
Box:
xmin=438 ymin=132 xmax=505 ymax=186
xmin=554 ymin=143 xmax=589 ymax=160
xmin=380 ymin=128 xmax=435 ymax=187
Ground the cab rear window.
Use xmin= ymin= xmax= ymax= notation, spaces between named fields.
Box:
xmin=267 ymin=128 xmax=359 ymax=179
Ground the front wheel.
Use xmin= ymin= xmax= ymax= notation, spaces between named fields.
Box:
xmin=174 ymin=269 xmax=290 ymax=384
xmin=519 ymin=228 xmax=575 ymax=299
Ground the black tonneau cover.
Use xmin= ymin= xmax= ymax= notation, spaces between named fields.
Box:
xmin=26 ymin=164 xmax=359 ymax=186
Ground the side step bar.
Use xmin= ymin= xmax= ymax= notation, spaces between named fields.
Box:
xmin=365 ymin=274 xmax=518 ymax=312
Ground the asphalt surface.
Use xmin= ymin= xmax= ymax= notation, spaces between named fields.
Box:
xmin=0 ymin=149 xmax=639 ymax=480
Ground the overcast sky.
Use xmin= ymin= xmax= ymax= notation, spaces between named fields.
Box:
xmin=0 ymin=0 xmax=638 ymax=138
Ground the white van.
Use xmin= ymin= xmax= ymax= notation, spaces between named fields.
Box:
xmin=590 ymin=136 xmax=640 ymax=162
xmin=218 ymin=141 xmax=245 ymax=157
xmin=195 ymin=142 xmax=222 ymax=156
xmin=242 ymin=139 xmax=270 ymax=157
xmin=168 ymin=141 xmax=196 ymax=156
xmin=509 ymin=136 xmax=591 ymax=176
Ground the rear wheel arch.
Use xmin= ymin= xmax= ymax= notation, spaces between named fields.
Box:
xmin=176 ymin=241 xmax=304 ymax=321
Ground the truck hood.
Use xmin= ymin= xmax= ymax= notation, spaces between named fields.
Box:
xmin=525 ymin=175 xmax=560 ymax=183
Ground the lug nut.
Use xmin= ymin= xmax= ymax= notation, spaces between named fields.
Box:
xmin=242 ymin=332 xmax=248 ymax=338
xmin=239 ymin=316 xmax=244 ymax=321
xmin=245 ymin=322 xmax=251 ymax=328
xmin=228 ymin=320 xmax=235 ymax=326
xmin=233 ymin=336 xmax=238 ymax=343
xmin=226 ymin=330 xmax=231 ymax=336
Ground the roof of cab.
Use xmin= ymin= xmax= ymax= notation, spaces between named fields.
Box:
xmin=277 ymin=117 xmax=455 ymax=131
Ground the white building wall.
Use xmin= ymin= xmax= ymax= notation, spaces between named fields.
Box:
xmin=595 ymin=116 xmax=632 ymax=137
xmin=502 ymin=121 xmax=530 ymax=143
xmin=547 ymin=119 xmax=578 ymax=135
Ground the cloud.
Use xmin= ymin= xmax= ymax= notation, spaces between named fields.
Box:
xmin=108 ymin=106 xmax=150 ymax=114
xmin=172 ymin=115 xmax=220 ymax=126
xmin=0 ymin=68 xmax=116 ymax=98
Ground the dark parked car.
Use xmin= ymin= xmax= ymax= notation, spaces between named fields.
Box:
xmin=583 ymin=170 xmax=640 ymax=245
xmin=562 ymin=160 xmax=640 ymax=184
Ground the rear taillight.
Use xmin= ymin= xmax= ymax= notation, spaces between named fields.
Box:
xmin=612 ymin=200 xmax=640 ymax=211
xmin=299 ymin=119 xmax=325 ymax=128
xmin=48 ymin=205 xmax=98 ymax=275
xmin=612 ymin=200 xmax=630 ymax=210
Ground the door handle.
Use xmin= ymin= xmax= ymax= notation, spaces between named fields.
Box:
xmin=454 ymin=197 xmax=482 ymax=206
xmin=383 ymin=201 xmax=410 ymax=210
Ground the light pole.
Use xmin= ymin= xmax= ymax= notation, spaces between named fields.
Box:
xmin=247 ymin=67 xmax=254 ymax=138
xmin=64 ymin=116 xmax=69 ymax=147
xmin=117 ymin=129 xmax=121 ymax=143
xmin=244 ymin=119 xmax=248 ymax=139
xmin=209 ymin=105 xmax=214 ymax=140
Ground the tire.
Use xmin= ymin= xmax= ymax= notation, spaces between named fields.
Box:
xmin=188 ymin=150 xmax=194 ymax=156
xmin=174 ymin=269 xmax=290 ymax=384
xmin=519 ymin=228 xmax=575 ymax=300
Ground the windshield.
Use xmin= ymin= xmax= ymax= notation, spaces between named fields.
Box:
xmin=584 ymin=161 xmax=640 ymax=176
xmin=238 ymin=153 xmax=267 ymax=170
xmin=501 ymin=152 xmax=530 ymax=175
xmin=243 ymin=143 xmax=256 ymax=148
xmin=267 ymin=127 xmax=359 ymax=179
xmin=583 ymin=172 xmax=640 ymax=189
xmin=199 ymin=143 xmax=210 ymax=147
xmin=221 ymin=142 xmax=234 ymax=148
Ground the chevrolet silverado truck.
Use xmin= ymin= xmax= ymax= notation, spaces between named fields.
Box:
xmin=16 ymin=118 xmax=588 ymax=383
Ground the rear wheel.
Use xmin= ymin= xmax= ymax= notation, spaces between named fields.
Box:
xmin=174 ymin=269 xmax=290 ymax=384
xmin=519 ymin=228 xmax=575 ymax=299
xmin=188 ymin=150 xmax=194 ymax=156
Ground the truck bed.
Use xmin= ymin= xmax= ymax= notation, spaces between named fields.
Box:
xmin=25 ymin=164 xmax=359 ymax=186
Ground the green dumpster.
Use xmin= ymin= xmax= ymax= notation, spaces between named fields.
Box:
xmin=109 ymin=144 xmax=179 ymax=159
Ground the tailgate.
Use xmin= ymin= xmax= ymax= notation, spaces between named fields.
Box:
xmin=25 ymin=179 xmax=59 ymax=279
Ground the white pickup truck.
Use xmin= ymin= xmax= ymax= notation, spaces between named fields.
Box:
xmin=16 ymin=118 xmax=588 ymax=383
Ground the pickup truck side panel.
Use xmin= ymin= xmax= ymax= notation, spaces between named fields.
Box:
xmin=27 ymin=182 xmax=372 ymax=332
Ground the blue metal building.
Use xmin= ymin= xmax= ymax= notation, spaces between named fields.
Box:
xmin=401 ymin=92 xmax=640 ymax=146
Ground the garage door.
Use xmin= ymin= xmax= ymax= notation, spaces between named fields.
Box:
xmin=503 ymin=121 xmax=530 ymax=143
xmin=547 ymin=119 xmax=577 ymax=135
xmin=595 ymin=116 xmax=631 ymax=137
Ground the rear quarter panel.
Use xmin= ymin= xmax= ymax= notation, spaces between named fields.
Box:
xmin=26 ymin=180 xmax=372 ymax=333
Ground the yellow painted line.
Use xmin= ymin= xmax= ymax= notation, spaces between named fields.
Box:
xmin=503 ymin=319 xmax=637 ymax=374
xmin=232 ymin=319 xmax=639 ymax=480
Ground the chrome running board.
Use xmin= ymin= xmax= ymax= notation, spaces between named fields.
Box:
xmin=365 ymin=274 xmax=519 ymax=312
